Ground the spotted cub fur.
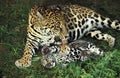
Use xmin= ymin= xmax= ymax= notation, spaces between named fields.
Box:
xmin=41 ymin=40 xmax=103 ymax=68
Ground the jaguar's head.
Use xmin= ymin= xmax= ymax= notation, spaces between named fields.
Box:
xmin=29 ymin=6 xmax=69 ymax=46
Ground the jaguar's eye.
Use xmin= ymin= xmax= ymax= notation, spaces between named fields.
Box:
xmin=47 ymin=31 xmax=53 ymax=35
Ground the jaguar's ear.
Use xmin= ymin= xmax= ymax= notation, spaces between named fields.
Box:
xmin=36 ymin=11 xmax=44 ymax=20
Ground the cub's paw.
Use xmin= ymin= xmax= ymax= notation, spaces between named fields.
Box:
xmin=41 ymin=56 xmax=56 ymax=69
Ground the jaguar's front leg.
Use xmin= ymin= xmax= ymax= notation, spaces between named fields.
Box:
xmin=15 ymin=38 xmax=38 ymax=68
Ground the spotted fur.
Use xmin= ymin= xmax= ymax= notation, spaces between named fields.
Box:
xmin=15 ymin=4 xmax=120 ymax=68
xmin=49 ymin=5 xmax=120 ymax=46
xmin=41 ymin=40 xmax=103 ymax=68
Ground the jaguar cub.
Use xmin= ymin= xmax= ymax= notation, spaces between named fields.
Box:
xmin=41 ymin=40 xmax=103 ymax=68
xmin=15 ymin=4 xmax=120 ymax=68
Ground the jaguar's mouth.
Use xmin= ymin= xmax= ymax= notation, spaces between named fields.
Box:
xmin=54 ymin=36 xmax=68 ymax=45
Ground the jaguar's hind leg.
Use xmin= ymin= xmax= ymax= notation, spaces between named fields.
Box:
xmin=87 ymin=30 xmax=115 ymax=47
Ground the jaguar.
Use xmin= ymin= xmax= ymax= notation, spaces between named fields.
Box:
xmin=41 ymin=40 xmax=103 ymax=68
xmin=15 ymin=4 xmax=120 ymax=68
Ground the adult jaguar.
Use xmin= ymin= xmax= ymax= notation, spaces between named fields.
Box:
xmin=15 ymin=4 xmax=120 ymax=68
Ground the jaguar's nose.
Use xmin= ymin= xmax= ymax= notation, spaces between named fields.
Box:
xmin=54 ymin=36 xmax=62 ymax=42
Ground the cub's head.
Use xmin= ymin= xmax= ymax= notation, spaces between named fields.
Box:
xmin=41 ymin=46 xmax=60 ymax=68
xmin=29 ymin=6 xmax=69 ymax=46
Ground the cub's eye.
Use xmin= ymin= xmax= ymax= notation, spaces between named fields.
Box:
xmin=42 ymin=47 xmax=50 ymax=55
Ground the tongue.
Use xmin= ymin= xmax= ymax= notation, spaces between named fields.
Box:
xmin=62 ymin=39 xmax=68 ymax=45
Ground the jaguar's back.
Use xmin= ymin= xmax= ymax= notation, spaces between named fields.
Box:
xmin=50 ymin=5 xmax=120 ymax=46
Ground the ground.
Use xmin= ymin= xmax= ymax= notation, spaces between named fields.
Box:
xmin=0 ymin=0 xmax=120 ymax=78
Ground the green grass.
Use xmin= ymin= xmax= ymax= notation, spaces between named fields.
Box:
xmin=0 ymin=0 xmax=120 ymax=78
